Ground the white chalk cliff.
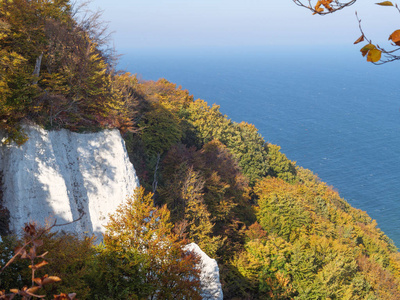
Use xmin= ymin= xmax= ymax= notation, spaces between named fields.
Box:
xmin=0 ymin=125 xmax=139 ymax=239
xmin=185 ymin=243 xmax=224 ymax=300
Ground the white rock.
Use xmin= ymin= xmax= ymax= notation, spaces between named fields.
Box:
xmin=0 ymin=125 xmax=139 ymax=240
xmin=185 ymin=243 xmax=223 ymax=300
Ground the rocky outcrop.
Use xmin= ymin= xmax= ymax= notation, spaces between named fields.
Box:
xmin=185 ymin=243 xmax=223 ymax=300
xmin=0 ymin=125 xmax=139 ymax=239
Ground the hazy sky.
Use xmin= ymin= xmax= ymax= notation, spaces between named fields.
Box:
xmin=87 ymin=1 xmax=399 ymax=50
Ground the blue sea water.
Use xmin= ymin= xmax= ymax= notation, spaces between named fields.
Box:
xmin=118 ymin=46 xmax=400 ymax=247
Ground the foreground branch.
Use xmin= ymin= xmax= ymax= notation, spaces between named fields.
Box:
xmin=293 ymin=0 xmax=357 ymax=15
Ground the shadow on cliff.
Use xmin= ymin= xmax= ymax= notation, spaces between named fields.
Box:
xmin=4 ymin=128 xmax=124 ymax=241
xmin=1 ymin=161 xmax=65 ymax=238
xmin=49 ymin=130 xmax=120 ymax=239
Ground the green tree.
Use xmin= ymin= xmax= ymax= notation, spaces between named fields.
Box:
xmin=267 ymin=144 xmax=297 ymax=183
xmin=184 ymin=100 xmax=269 ymax=185
xmin=139 ymin=102 xmax=183 ymax=157
xmin=37 ymin=233 xmax=95 ymax=299
xmin=233 ymin=235 xmax=295 ymax=299
xmin=231 ymin=122 xmax=270 ymax=185
xmin=182 ymin=166 xmax=225 ymax=257
xmin=255 ymin=177 xmax=312 ymax=242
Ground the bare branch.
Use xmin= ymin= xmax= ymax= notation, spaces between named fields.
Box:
xmin=152 ymin=153 xmax=161 ymax=200
xmin=355 ymin=11 xmax=400 ymax=64
xmin=293 ymin=0 xmax=357 ymax=15
xmin=0 ymin=212 xmax=84 ymax=275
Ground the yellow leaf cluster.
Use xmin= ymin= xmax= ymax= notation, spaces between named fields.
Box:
xmin=360 ymin=44 xmax=382 ymax=62
xmin=313 ymin=0 xmax=333 ymax=14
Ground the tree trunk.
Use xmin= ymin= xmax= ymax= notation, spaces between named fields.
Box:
xmin=32 ymin=52 xmax=43 ymax=84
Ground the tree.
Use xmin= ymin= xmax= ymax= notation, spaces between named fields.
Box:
xmin=160 ymin=141 xmax=253 ymax=260
xmin=103 ymin=187 xmax=202 ymax=300
xmin=0 ymin=0 xmax=132 ymax=143
xmin=184 ymin=100 xmax=270 ymax=185
xmin=0 ymin=222 xmax=81 ymax=300
xmin=293 ymin=0 xmax=400 ymax=64
xmin=181 ymin=166 xmax=225 ymax=257
xmin=139 ymin=103 xmax=183 ymax=157
xmin=267 ymin=144 xmax=297 ymax=184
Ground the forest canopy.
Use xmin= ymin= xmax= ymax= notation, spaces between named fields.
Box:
xmin=0 ymin=0 xmax=134 ymax=144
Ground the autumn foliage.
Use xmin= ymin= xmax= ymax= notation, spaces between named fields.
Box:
xmin=2 ymin=0 xmax=400 ymax=299
xmin=0 ymin=0 xmax=135 ymax=144
xmin=102 ymin=187 xmax=202 ymax=299
xmin=2 ymin=66 xmax=400 ymax=299
xmin=121 ymin=77 xmax=400 ymax=299
xmin=294 ymin=0 xmax=400 ymax=64
xmin=0 ymin=222 xmax=77 ymax=300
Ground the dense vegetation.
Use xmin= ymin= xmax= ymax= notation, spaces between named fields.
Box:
xmin=124 ymin=79 xmax=400 ymax=299
xmin=0 ymin=0 xmax=134 ymax=144
xmin=1 ymin=0 xmax=400 ymax=299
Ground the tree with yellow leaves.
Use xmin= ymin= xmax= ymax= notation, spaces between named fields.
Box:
xmin=101 ymin=187 xmax=202 ymax=300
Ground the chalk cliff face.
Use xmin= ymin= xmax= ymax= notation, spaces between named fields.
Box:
xmin=185 ymin=243 xmax=224 ymax=300
xmin=0 ymin=125 xmax=139 ymax=239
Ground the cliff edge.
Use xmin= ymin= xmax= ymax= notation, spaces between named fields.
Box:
xmin=0 ymin=125 xmax=139 ymax=239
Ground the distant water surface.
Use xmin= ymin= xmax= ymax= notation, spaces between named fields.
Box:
xmin=119 ymin=46 xmax=400 ymax=247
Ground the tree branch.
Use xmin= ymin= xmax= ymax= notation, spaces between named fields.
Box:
xmin=293 ymin=0 xmax=357 ymax=15
xmin=0 ymin=213 xmax=84 ymax=274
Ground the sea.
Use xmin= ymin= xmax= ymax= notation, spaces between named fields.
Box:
xmin=118 ymin=46 xmax=400 ymax=247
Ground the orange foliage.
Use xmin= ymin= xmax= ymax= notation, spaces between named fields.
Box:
xmin=358 ymin=255 xmax=400 ymax=299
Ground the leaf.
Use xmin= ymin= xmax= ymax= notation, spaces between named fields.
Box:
xmin=389 ymin=29 xmax=400 ymax=46
xmin=367 ymin=48 xmax=382 ymax=62
xmin=313 ymin=0 xmax=333 ymax=14
xmin=53 ymin=293 xmax=72 ymax=300
xmin=42 ymin=276 xmax=62 ymax=285
xmin=34 ymin=277 xmax=43 ymax=285
xmin=321 ymin=0 xmax=333 ymax=11
xmin=19 ymin=287 xmax=45 ymax=298
xmin=354 ymin=35 xmax=365 ymax=44
xmin=26 ymin=287 xmax=41 ymax=294
xmin=34 ymin=274 xmax=61 ymax=286
xmin=53 ymin=293 xmax=77 ymax=300
xmin=313 ymin=0 xmax=323 ymax=14
xmin=360 ymin=44 xmax=376 ymax=57
xmin=29 ymin=260 xmax=48 ymax=270
xmin=376 ymin=1 xmax=394 ymax=5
